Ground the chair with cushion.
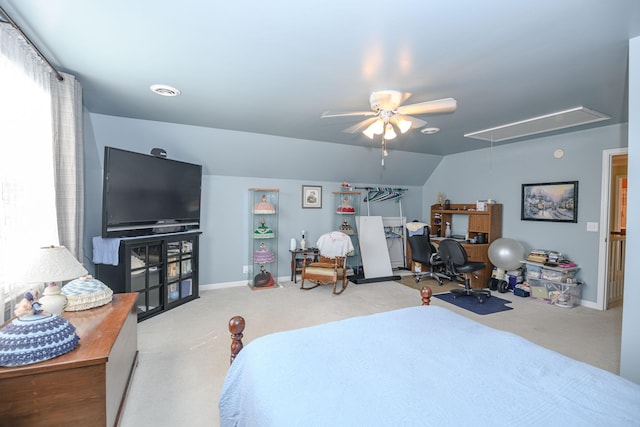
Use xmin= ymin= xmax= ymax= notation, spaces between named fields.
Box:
xmin=405 ymin=224 xmax=447 ymax=285
xmin=438 ymin=238 xmax=491 ymax=303
xmin=300 ymin=231 xmax=354 ymax=295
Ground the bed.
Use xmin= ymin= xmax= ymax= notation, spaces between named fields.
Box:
xmin=219 ymin=287 xmax=640 ymax=426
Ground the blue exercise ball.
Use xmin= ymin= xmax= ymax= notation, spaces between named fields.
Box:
xmin=488 ymin=238 xmax=525 ymax=271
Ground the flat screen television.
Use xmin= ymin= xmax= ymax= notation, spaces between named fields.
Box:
xmin=102 ymin=146 xmax=202 ymax=237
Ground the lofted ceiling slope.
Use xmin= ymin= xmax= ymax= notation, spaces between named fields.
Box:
xmin=1 ymin=0 xmax=640 ymax=162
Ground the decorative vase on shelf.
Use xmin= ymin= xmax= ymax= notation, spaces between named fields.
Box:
xmin=290 ymin=238 xmax=296 ymax=251
xmin=300 ymin=236 xmax=306 ymax=250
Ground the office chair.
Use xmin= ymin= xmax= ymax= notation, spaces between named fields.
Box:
xmin=300 ymin=231 xmax=354 ymax=295
xmin=406 ymin=226 xmax=447 ymax=285
xmin=438 ymin=238 xmax=491 ymax=303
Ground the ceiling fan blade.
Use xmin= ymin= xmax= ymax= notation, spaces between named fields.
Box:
xmin=370 ymin=90 xmax=412 ymax=111
xmin=397 ymin=97 xmax=457 ymax=116
xmin=342 ymin=117 xmax=380 ymax=134
xmin=321 ymin=110 xmax=376 ymax=118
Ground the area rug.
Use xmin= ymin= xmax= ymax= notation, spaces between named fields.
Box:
xmin=394 ymin=275 xmax=463 ymax=294
xmin=434 ymin=292 xmax=513 ymax=315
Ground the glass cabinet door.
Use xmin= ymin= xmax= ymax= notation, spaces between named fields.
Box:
xmin=129 ymin=243 xmax=163 ymax=316
xmin=166 ymin=238 xmax=195 ymax=304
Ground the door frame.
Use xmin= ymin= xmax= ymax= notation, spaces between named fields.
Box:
xmin=596 ymin=147 xmax=628 ymax=310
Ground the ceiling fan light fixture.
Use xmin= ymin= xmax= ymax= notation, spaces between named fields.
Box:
xmin=363 ymin=119 xmax=384 ymax=139
xmin=395 ymin=117 xmax=411 ymax=134
xmin=384 ymin=123 xmax=397 ymax=140
xmin=363 ymin=126 xmax=376 ymax=139
xmin=372 ymin=120 xmax=384 ymax=135
xmin=323 ymin=90 xmax=457 ymax=166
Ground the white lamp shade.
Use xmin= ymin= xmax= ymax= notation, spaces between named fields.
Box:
xmin=371 ymin=120 xmax=384 ymax=135
xmin=15 ymin=246 xmax=88 ymax=283
xmin=384 ymin=123 xmax=397 ymax=140
xmin=363 ymin=119 xmax=385 ymax=139
xmin=363 ymin=125 xmax=376 ymax=139
xmin=394 ymin=117 xmax=412 ymax=133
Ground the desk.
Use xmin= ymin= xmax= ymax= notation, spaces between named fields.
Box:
xmin=0 ymin=293 xmax=138 ymax=427
xmin=289 ymin=248 xmax=320 ymax=283
xmin=430 ymin=203 xmax=502 ymax=289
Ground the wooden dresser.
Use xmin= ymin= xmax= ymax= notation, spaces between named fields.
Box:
xmin=0 ymin=293 xmax=138 ymax=427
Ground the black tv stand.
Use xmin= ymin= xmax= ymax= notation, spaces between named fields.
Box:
xmin=95 ymin=231 xmax=201 ymax=321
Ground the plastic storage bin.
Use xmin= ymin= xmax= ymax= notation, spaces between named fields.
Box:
xmin=540 ymin=268 xmax=576 ymax=282
xmin=525 ymin=264 xmax=542 ymax=279
xmin=527 ymin=278 xmax=581 ymax=308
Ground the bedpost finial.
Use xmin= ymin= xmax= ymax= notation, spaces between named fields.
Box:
xmin=420 ymin=286 xmax=432 ymax=306
xmin=229 ymin=316 xmax=246 ymax=364
xmin=229 ymin=316 xmax=245 ymax=335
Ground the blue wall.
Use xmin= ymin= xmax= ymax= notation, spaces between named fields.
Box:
xmin=197 ymin=176 xmax=422 ymax=283
xmin=423 ymin=124 xmax=627 ymax=304
xmin=83 ymin=112 xmax=627 ymax=301
xmin=81 ymin=118 xmax=425 ymax=284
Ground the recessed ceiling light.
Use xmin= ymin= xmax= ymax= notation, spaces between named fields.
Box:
xmin=150 ymin=84 xmax=181 ymax=97
xmin=421 ymin=127 xmax=440 ymax=135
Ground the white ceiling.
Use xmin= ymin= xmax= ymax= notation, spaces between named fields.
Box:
xmin=1 ymin=0 xmax=640 ymax=157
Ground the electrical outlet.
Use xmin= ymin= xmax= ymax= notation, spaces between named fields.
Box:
xmin=242 ymin=265 xmax=249 ymax=274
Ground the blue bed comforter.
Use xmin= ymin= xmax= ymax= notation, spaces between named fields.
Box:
xmin=219 ymin=306 xmax=640 ymax=426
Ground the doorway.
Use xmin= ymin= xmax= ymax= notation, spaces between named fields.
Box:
xmin=597 ymin=149 xmax=628 ymax=310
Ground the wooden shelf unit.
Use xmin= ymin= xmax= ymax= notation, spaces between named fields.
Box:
xmin=430 ymin=203 xmax=503 ymax=288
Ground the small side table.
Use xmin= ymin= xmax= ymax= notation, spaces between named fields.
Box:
xmin=290 ymin=248 xmax=320 ymax=283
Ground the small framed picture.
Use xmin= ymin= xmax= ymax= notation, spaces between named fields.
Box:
xmin=302 ymin=185 xmax=322 ymax=209
xmin=521 ymin=181 xmax=578 ymax=223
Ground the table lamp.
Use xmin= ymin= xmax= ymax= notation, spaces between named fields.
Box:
xmin=0 ymin=246 xmax=85 ymax=367
xmin=16 ymin=245 xmax=88 ymax=315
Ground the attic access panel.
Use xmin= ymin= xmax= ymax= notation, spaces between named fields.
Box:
xmin=464 ymin=107 xmax=610 ymax=142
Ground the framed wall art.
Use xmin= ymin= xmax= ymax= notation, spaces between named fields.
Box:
xmin=521 ymin=181 xmax=578 ymax=223
xmin=302 ymin=185 xmax=322 ymax=209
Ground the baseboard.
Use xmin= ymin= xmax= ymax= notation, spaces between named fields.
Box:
xmin=200 ymin=276 xmax=291 ymax=291
xmin=350 ymin=275 xmax=401 ymax=284
xmin=200 ymin=281 xmax=245 ymax=290
xmin=579 ymin=299 xmax=600 ymax=310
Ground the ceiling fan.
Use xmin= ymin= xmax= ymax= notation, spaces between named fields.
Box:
xmin=321 ymin=90 xmax=457 ymax=141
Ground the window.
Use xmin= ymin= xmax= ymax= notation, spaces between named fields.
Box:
xmin=0 ymin=27 xmax=58 ymax=320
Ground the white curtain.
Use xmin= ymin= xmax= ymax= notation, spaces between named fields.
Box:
xmin=52 ymin=72 xmax=84 ymax=262
xmin=0 ymin=23 xmax=84 ymax=321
